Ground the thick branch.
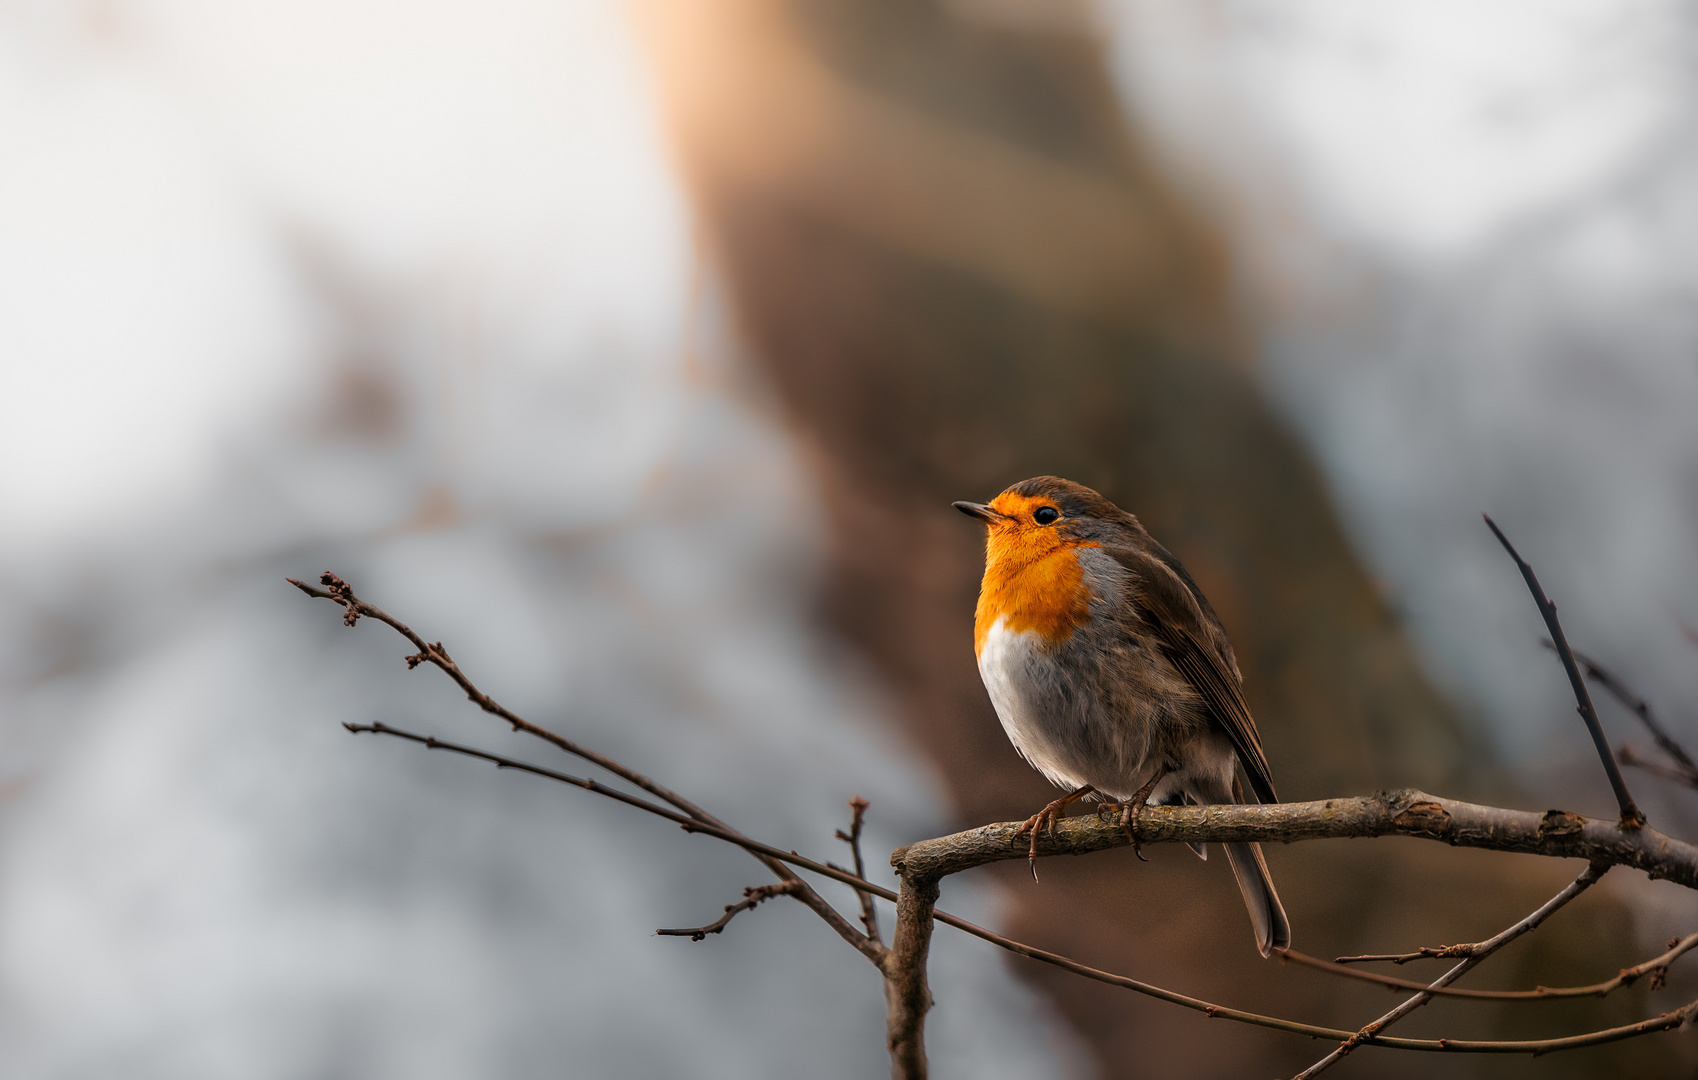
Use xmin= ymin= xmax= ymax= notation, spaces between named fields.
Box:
xmin=885 ymin=875 xmax=939 ymax=1080
xmin=892 ymin=791 xmax=1698 ymax=886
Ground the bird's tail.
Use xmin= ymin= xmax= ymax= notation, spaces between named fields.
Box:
xmin=1223 ymin=840 xmax=1290 ymax=958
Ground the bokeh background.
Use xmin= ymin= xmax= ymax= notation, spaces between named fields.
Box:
xmin=3 ymin=1 xmax=1697 ymax=1076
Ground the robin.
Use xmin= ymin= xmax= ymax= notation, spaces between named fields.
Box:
xmin=954 ymin=476 xmax=1291 ymax=956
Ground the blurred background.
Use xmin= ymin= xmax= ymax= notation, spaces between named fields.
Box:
xmin=2 ymin=0 xmax=1697 ymax=1076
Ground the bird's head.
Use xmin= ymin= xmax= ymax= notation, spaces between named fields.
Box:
xmin=953 ymin=476 xmax=1134 ymax=565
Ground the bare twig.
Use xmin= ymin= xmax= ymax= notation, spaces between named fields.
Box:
xmin=1556 ymin=643 xmax=1698 ymax=794
xmin=1292 ymin=863 xmax=1606 ymax=1079
xmin=1619 ymin=746 xmax=1698 ymax=790
xmin=1284 ymin=931 xmax=1698 ymax=1000
xmin=834 ymin=796 xmax=882 ymax=945
xmin=295 ymin=575 xmax=886 ymax=967
xmin=658 ymin=882 xmax=806 ymax=941
xmin=1482 ymin=518 xmax=1644 ymax=828
xmin=1333 ymin=946 xmax=1473 ymax=966
xmin=343 ymin=722 xmax=899 ymax=901
xmin=295 ymin=576 xmax=720 ymax=822
xmin=933 ymin=902 xmax=1698 ymax=1054
xmin=923 ymin=853 xmax=1698 ymax=1058
xmin=1561 ymin=646 xmax=1698 ymax=776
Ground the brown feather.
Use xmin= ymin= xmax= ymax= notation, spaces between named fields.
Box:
xmin=1103 ymin=544 xmax=1278 ymax=805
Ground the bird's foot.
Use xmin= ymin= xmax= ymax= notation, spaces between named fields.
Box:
xmin=1012 ymin=785 xmax=1094 ymax=882
xmin=1116 ymin=768 xmax=1169 ymax=862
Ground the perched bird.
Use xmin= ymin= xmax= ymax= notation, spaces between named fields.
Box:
xmin=955 ymin=476 xmax=1291 ymax=956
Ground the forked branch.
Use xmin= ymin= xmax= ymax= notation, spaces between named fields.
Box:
xmin=296 ymin=573 xmax=1698 ymax=1080
xmin=1311 ymin=932 xmax=1698 ymax=999
xmin=1292 ymin=864 xmax=1604 ymax=1079
xmin=292 ymin=574 xmax=886 ymax=968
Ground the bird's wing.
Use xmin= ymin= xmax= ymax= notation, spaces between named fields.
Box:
xmin=1104 ymin=545 xmax=1277 ymax=805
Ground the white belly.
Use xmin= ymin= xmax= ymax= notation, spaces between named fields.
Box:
xmin=977 ymin=617 xmax=1091 ymax=790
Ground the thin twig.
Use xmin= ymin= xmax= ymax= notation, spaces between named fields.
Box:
xmin=1291 ymin=863 xmax=1606 ymax=1079
xmin=295 ymin=575 xmax=723 ymax=821
xmin=1557 ymin=643 xmax=1698 ymax=795
xmin=343 ymin=722 xmax=892 ymax=897
xmin=294 ymin=575 xmax=887 ymax=967
xmin=835 ymin=796 xmax=881 ymax=945
xmin=658 ymin=882 xmax=805 ymax=941
xmin=1560 ymin=645 xmax=1698 ymax=777
xmin=1619 ymin=746 xmax=1698 ymax=790
xmin=932 ymin=903 xmax=1698 ymax=1053
xmin=1482 ymin=518 xmax=1644 ymax=828
xmin=1333 ymin=946 xmax=1473 ymax=966
xmin=1282 ymin=932 xmax=1698 ymax=999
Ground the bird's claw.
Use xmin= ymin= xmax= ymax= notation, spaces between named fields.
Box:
xmin=1123 ymin=801 xmax=1149 ymax=862
xmin=1012 ymin=801 xmax=1070 ymax=882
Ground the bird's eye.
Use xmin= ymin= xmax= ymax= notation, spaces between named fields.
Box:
xmin=1034 ymin=506 xmax=1060 ymax=525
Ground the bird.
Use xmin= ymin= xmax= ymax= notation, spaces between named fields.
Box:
xmin=954 ymin=475 xmax=1291 ymax=957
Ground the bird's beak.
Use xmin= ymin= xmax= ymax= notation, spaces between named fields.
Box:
xmin=952 ymin=501 xmax=1004 ymax=524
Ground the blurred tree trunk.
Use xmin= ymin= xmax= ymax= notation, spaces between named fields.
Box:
xmin=642 ymin=0 xmax=1686 ymax=1074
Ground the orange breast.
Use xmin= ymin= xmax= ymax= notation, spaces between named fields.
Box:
xmin=973 ymin=531 xmax=1098 ymax=656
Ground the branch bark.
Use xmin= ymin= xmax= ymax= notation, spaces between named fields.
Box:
xmin=885 ymin=876 xmax=939 ymax=1080
xmin=891 ymin=792 xmax=1698 ymax=887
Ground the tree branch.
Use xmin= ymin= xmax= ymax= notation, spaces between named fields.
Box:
xmin=1334 ymin=947 xmax=1473 ymax=966
xmin=342 ymin=722 xmax=896 ymax=895
xmin=1482 ymin=517 xmax=1645 ymax=827
xmin=886 ymin=876 xmax=939 ymax=1079
xmin=1565 ymin=646 xmax=1698 ymax=777
xmin=834 ymin=797 xmax=882 ymax=946
xmin=341 ymin=713 xmax=1698 ymax=1066
xmin=657 ymin=882 xmax=805 ymax=941
xmin=300 ymin=573 xmax=1698 ymax=1076
xmin=1295 ymin=932 xmax=1698 ymax=999
xmin=294 ymin=574 xmax=888 ymax=968
xmin=1619 ymin=745 xmax=1698 ymax=790
xmin=1292 ymin=863 xmax=1604 ymax=1079
xmin=890 ymin=793 xmax=1698 ymax=887
xmin=1558 ymin=643 xmax=1698 ymax=792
